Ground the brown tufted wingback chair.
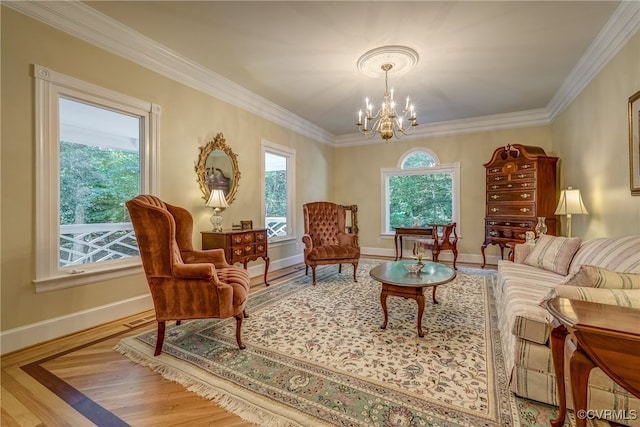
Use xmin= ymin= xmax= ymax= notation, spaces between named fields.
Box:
xmin=302 ymin=202 xmax=360 ymax=285
xmin=126 ymin=195 xmax=250 ymax=355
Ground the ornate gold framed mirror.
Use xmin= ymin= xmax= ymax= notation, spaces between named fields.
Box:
xmin=195 ymin=133 xmax=241 ymax=204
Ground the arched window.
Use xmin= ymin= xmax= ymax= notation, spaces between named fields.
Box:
xmin=382 ymin=148 xmax=459 ymax=233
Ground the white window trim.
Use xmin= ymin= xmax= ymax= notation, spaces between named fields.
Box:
xmin=260 ymin=139 xmax=296 ymax=243
xmin=33 ymin=64 xmax=160 ymax=292
xmin=398 ymin=147 xmax=440 ymax=168
xmin=380 ymin=161 xmax=461 ymax=236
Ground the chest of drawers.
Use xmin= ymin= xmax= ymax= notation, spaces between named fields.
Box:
xmin=481 ymin=144 xmax=558 ymax=267
xmin=201 ymin=228 xmax=270 ymax=285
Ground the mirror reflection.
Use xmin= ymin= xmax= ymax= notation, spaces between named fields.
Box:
xmin=195 ymin=133 xmax=240 ymax=204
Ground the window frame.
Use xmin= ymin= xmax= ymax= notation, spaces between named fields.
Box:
xmin=33 ymin=64 xmax=160 ymax=292
xmin=380 ymin=149 xmax=460 ymax=236
xmin=260 ymin=139 xmax=296 ymax=244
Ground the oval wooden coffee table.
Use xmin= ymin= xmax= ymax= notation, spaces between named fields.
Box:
xmin=370 ymin=260 xmax=456 ymax=337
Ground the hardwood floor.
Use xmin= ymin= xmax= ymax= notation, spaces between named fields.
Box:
xmin=0 ymin=265 xmax=300 ymax=427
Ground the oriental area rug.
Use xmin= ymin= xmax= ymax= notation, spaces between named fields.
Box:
xmin=115 ymin=260 xmax=596 ymax=427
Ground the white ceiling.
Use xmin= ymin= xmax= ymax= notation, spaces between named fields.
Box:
xmin=71 ymin=2 xmax=625 ymax=140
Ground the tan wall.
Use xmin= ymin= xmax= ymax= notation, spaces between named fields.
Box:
xmin=550 ymin=31 xmax=640 ymax=239
xmin=333 ymin=127 xmax=553 ymax=259
xmin=0 ymin=8 xmax=332 ymax=332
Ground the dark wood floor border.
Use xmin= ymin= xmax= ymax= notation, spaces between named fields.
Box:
xmin=20 ymin=325 xmax=145 ymax=426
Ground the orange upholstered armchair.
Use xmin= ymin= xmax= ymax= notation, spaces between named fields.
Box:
xmin=126 ymin=195 xmax=250 ymax=355
xmin=302 ymin=202 xmax=360 ymax=285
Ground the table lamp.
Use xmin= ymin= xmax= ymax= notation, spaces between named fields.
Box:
xmin=206 ymin=189 xmax=229 ymax=232
xmin=554 ymin=187 xmax=588 ymax=238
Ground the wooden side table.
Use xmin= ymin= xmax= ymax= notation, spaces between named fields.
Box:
xmin=202 ymin=228 xmax=270 ymax=286
xmin=393 ymin=227 xmax=434 ymax=260
xmin=544 ymin=297 xmax=640 ymax=427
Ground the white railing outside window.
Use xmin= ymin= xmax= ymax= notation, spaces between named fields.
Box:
xmin=59 ymin=223 xmax=138 ymax=267
xmin=265 ymin=216 xmax=287 ymax=238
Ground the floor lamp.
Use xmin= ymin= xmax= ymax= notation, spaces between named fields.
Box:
xmin=554 ymin=187 xmax=589 ymax=238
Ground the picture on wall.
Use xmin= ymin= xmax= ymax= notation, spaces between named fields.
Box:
xmin=630 ymin=90 xmax=640 ymax=196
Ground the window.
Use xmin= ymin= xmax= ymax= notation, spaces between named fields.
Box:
xmin=34 ymin=65 xmax=160 ymax=292
xmin=261 ymin=140 xmax=295 ymax=242
xmin=382 ymin=148 xmax=460 ymax=234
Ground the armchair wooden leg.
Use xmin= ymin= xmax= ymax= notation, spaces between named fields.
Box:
xmin=154 ymin=321 xmax=166 ymax=356
xmin=312 ymin=266 xmax=317 ymax=286
xmin=305 ymin=265 xmax=309 ymax=276
xmin=234 ymin=314 xmax=246 ymax=350
xmin=243 ymin=309 xmax=249 ymax=318
xmin=352 ymin=262 xmax=358 ymax=282
xmin=452 ymin=248 xmax=458 ymax=270
xmin=339 ymin=264 xmax=343 ymax=273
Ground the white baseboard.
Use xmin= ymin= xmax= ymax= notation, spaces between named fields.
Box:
xmin=0 ymin=294 xmax=153 ymax=355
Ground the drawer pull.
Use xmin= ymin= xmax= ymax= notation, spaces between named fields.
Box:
xmin=521 ymin=164 xmax=531 ymax=169
xmin=245 ymin=245 xmax=252 ymax=252
xmin=517 ymin=174 xmax=526 ymax=178
xmin=234 ymin=237 xmax=243 ymax=243
xmin=489 ymin=231 xmax=498 ymax=236
xmin=491 ymin=194 xmax=499 ymax=200
xmin=489 ymin=221 xmax=497 ymax=225
xmin=519 ymin=223 xmax=528 ymax=227
xmin=518 ymin=233 xmax=526 ymax=239
xmin=494 ymin=176 xmax=503 ymax=181
xmin=490 ymin=168 xmax=500 ymax=173
xmin=491 ymin=207 xmax=499 ymax=212
xmin=507 ymin=184 xmax=513 ymax=188
xmin=257 ymin=234 xmax=265 ymax=241
xmin=491 ymin=185 xmax=499 ymax=189
xmin=257 ymin=245 xmax=265 ymax=252
xmin=519 ymin=207 xmax=530 ymax=213
xmin=505 ymin=222 xmax=511 ymax=226
xmin=520 ymin=193 xmax=531 ymax=199
xmin=234 ymin=249 xmax=243 ymax=256
xmin=521 ymin=183 xmax=530 ymax=187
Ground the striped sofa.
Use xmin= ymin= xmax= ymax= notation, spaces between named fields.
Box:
xmin=495 ymin=235 xmax=640 ymax=426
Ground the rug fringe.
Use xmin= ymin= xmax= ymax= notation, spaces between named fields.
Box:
xmin=114 ymin=341 xmax=304 ymax=427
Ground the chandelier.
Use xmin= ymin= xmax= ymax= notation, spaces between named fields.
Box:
xmin=356 ymin=62 xmax=418 ymax=141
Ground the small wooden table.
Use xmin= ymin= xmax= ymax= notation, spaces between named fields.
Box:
xmin=394 ymin=227 xmax=434 ymax=260
xmin=370 ymin=260 xmax=456 ymax=337
xmin=202 ymin=229 xmax=270 ymax=286
xmin=544 ymin=297 xmax=640 ymax=427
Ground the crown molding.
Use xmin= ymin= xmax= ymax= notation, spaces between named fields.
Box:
xmin=4 ymin=0 xmax=335 ymax=145
xmin=5 ymin=0 xmax=638 ymax=147
xmin=547 ymin=0 xmax=640 ymax=120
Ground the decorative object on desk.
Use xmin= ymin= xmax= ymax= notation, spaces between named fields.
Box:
xmin=356 ymin=46 xmax=418 ymax=141
xmin=404 ymin=263 xmax=423 ymax=274
xmin=535 ymin=216 xmax=548 ymax=237
xmin=525 ymin=230 xmax=536 ymax=244
xmin=206 ymin=189 xmax=228 ymax=232
xmin=554 ymin=187 xmax=589 ymax=238
xmin=195 ymin=132 xmax=241 ymax=204
xmin=231 ymin=223 xmax=242 ymax=230
xmin=240 ymin=220 xmax=253 ymax=230
xmin=629 ymin=90 xmax=640 ymax=195
xmin=414 ymin=239 xmax=427 ymax=264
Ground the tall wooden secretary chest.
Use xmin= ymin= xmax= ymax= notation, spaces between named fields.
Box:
xmin=481 ymin=144 xmax=558 ymax=267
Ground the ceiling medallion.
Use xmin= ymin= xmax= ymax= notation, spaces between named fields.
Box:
xmin=356 ymin=46 xmax=419 ymax=141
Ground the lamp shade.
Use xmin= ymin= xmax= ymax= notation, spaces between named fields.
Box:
xmin=206 ymin=189 xmax=229 ymax=209
xmin=554 ymin=187 xmax=588 ymax=215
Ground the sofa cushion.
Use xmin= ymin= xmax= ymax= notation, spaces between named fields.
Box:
xmin=524 ymin=235 xmax=582 ymax=275
xmin=568 ymin=235 xmax=640 ymax=275
xmin=563 ymin=264 xmax=640 ymax=289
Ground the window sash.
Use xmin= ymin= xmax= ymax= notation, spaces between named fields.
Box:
xmin=33 ymin=65 xmax=160 ymax=292
xmin=261 ymin=140 xmax=296 ymax=243
xmin=381 ymin=163 xmax=460 ymax=235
